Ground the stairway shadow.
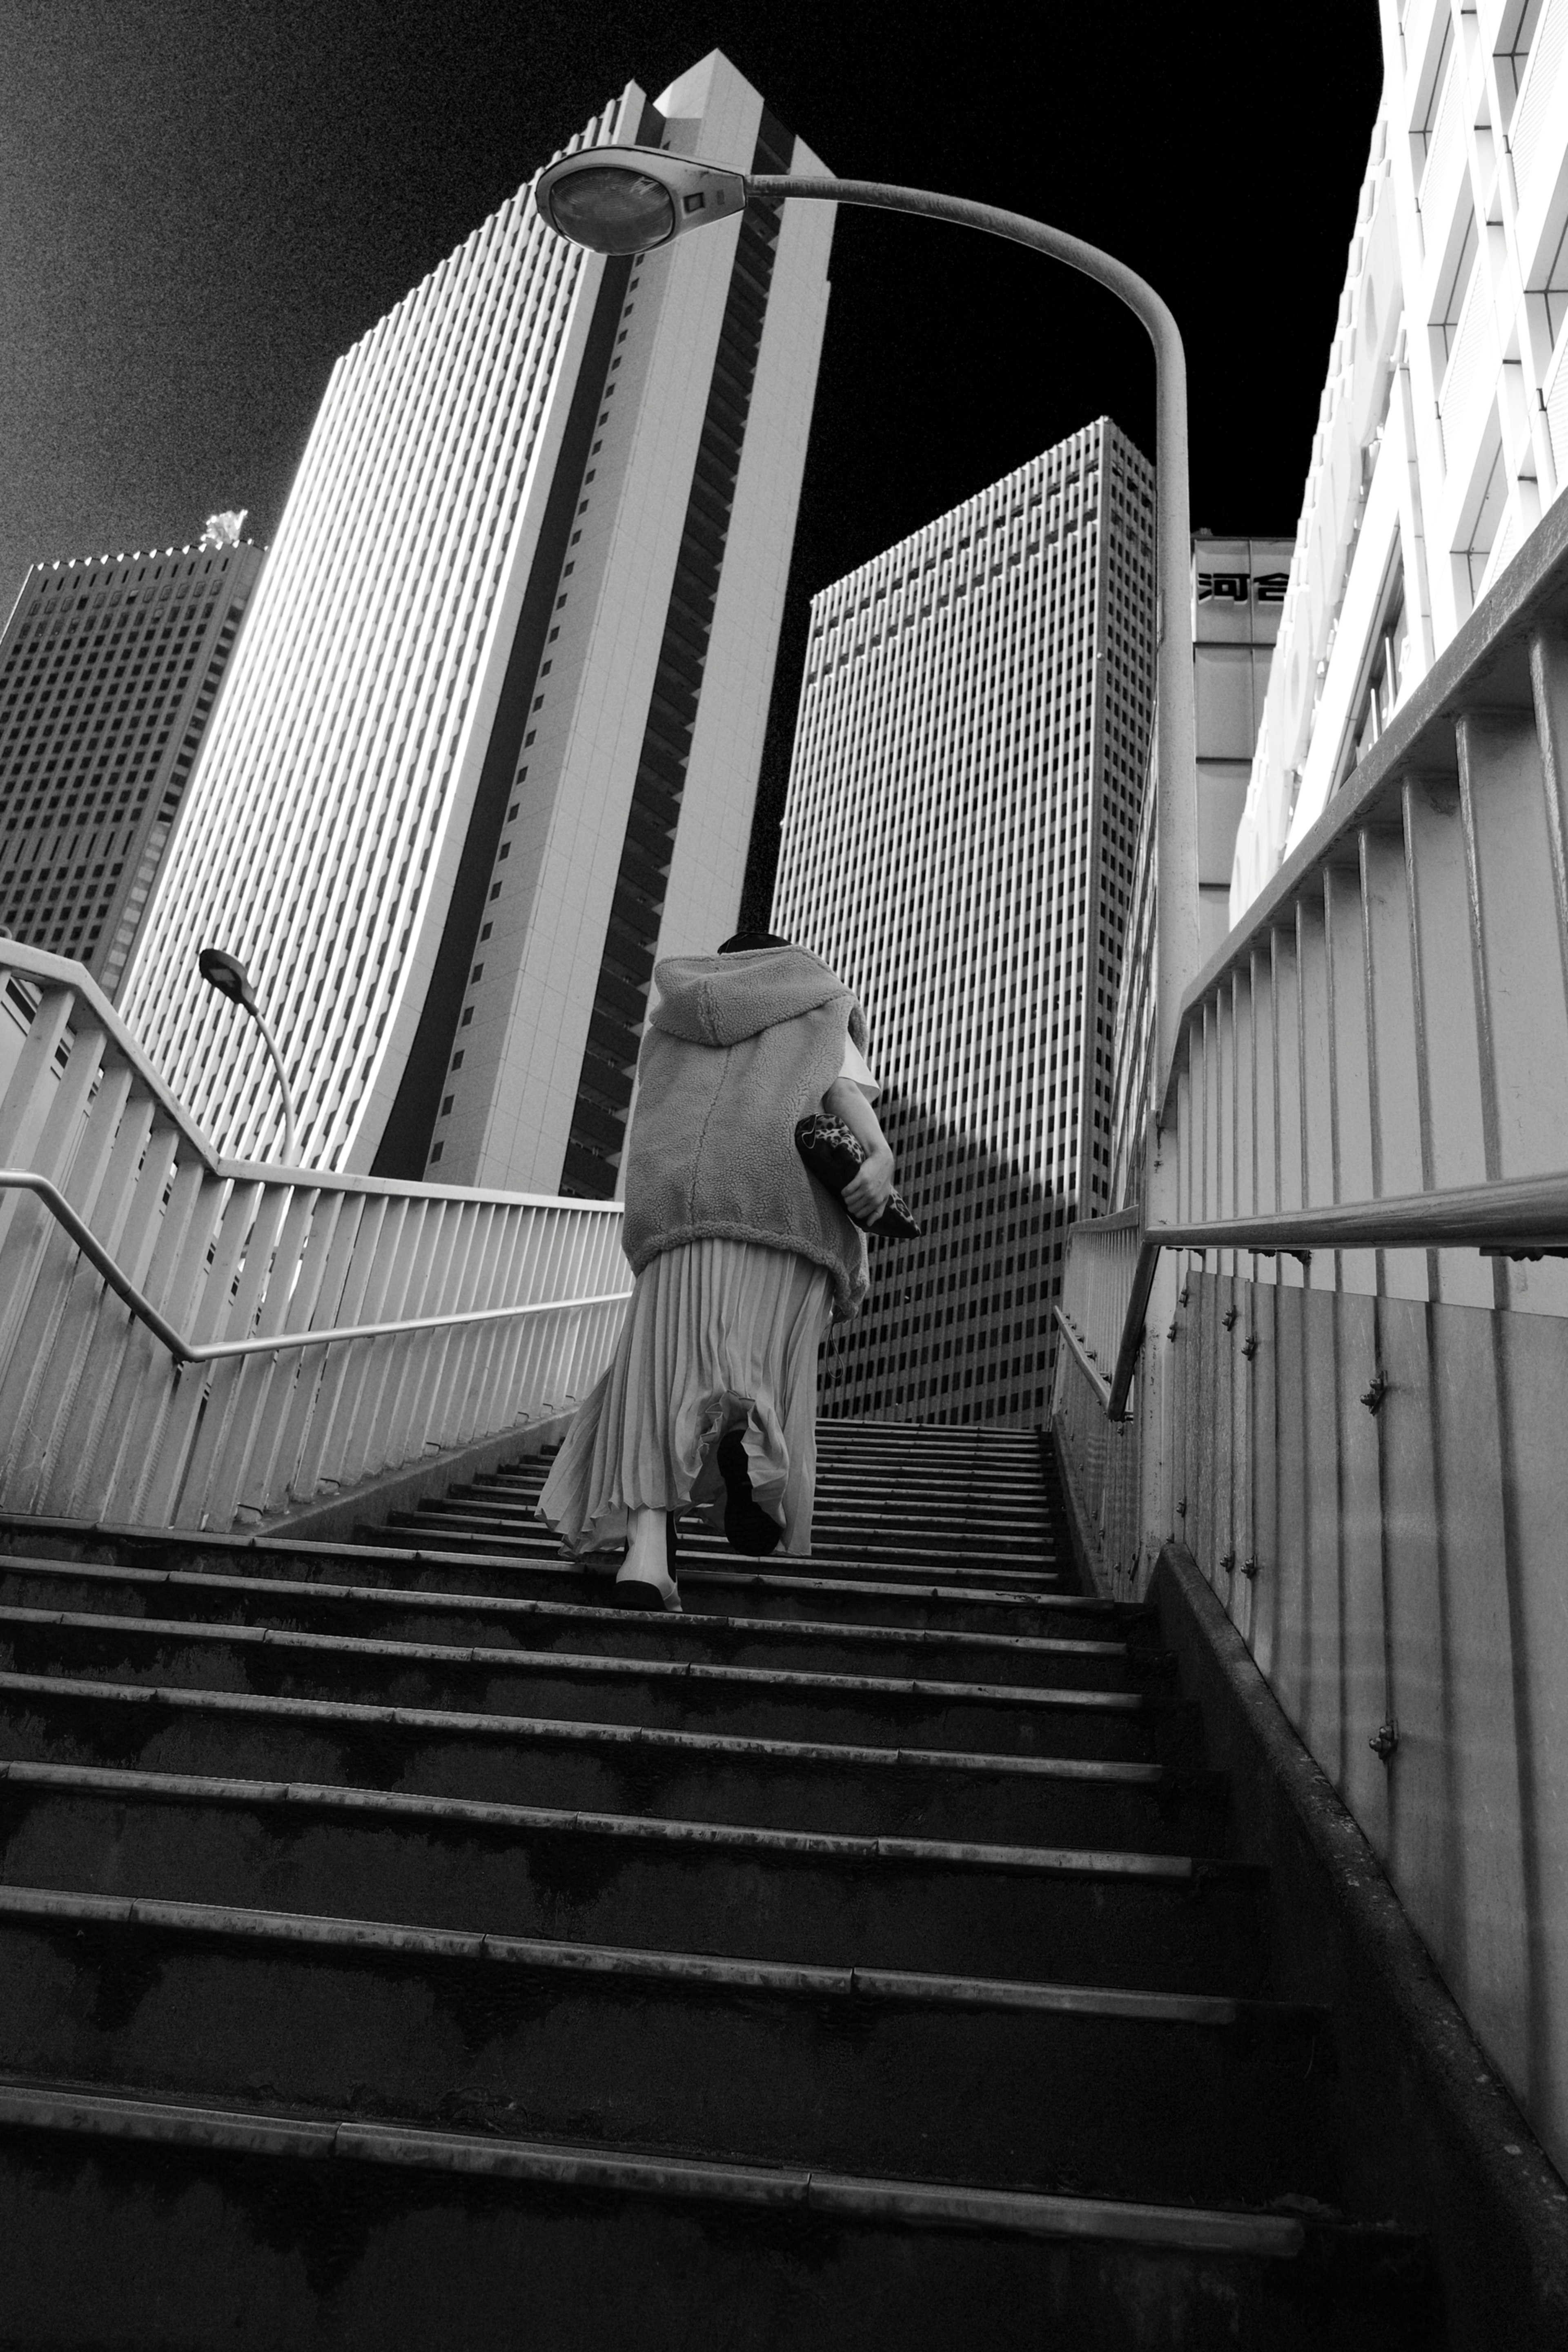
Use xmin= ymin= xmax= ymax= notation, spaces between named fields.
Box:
xmin=0 ymin=1423 xmax=1432 ymax=2348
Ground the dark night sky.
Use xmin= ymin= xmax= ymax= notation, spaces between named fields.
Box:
xmin=2 ymin=0 xmax=1384 ymax=889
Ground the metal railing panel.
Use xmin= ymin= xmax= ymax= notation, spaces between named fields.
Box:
xmin=454 ymin=1198 xmax=517 ymax=1448
xmin=1463 ymin=709 xmax=1568 ymax=1188
xmin=0 ymin=941 xmax=631 ymax=1533
xmin=1360 ymin=824 xmax=1428 ymax=1300
xmin=1252 ymin=938 xmax=1278 ymax=1219
xmin=145 ymin=1175 xmax=268 ymax=1528
xmin=380 ymin=1194 xmax=462 ymax=1472
xmin=1403 ymin=777 xmax=1495 ymax=1306
xmin=0 ymin=988 xmax=74 ymax=1177
xmin=96 ymin=1154 xmax=216 ymax=1524
xmin=1051 ymin=525 xmax=1568 ymax=2173
xmin=336 ymin=1192 xmax=430 ymax=1489
xmin=241 ymin=1190 xmax=355 ymax=1520
xmin=1297 ymin=890 xmax=1336 ymax=1268
xmin=13 ymin=1066 xmax=140 ymax=1511
xmin=1169 ymin=1262 xmax=1556 ymax=2138
xmin=172 ymin=1179 xmax=296 ymax=1530
xmin=290 ymin=1191 xmax=396 ymax=1503
xmin=0 ymin=1013 xmax=103 ymax=1384
xmin=1327 ymin=862 xmax=1380 ymax=1299
xmin=45 ymin=1105 xmax=169 ymax=1520
xmin=0 ymin=1056 xmax=125 ymax=1490
xmin=198 ymin=1181 xmax=320 ymax=1531
xmin=1232 ymin=962 xmax=1256 ymax=1230
xmin=1049 ymin=1328 xmax=1141 ymax=1597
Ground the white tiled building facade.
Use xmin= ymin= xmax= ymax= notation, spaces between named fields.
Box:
xmin=121 ymin=52 xmax=833 ymax=1191
xmin=0 ymin=533 xmax=261 ymax=994
xmin=1108 ymin=537 xmax=1292 ymax=1208
xmin=1232 ymin=0 xmax=1568 ymax=910
xmin=771 ymin=419 xmax=1156 ymax=1427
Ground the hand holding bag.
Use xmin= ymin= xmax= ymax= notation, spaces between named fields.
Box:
xmin=794 ymin=1113 xmax=922 ymax=1240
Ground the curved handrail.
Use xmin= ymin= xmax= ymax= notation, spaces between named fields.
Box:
xmin=0 ymin=1170 xmax=632 ymax=1367
xmin=1093 ymin=1168 xmax=1568 ymax=1419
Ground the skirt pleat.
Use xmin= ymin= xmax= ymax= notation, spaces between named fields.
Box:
xmin=536 ymin=1238 xmax=834 ymax=1559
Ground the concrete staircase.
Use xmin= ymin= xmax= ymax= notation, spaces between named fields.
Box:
xmin=0 ymin=1422 xmax=1428 ymax=2347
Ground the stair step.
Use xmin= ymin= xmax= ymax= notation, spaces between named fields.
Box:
xmin=0 ymin=1759 xmax=1268 ymax=1990
xmin=0 ymin=1524 xmax=1085 ymax=1631
xmin=391 ymin=1513 xmax=1065 ymax=1586
xmin=0 ymin=1555 xmax=1153 ymax=1686
xmin=0 ymin=1607 xmax=1200 ymax=1762
xmin=0 ymin=1674 xmax=1225 ymax=1852
xmin=0 ymin=2076 xmax=1431 ymax=2352
xmin=0 ymin=1420 xmax=1441 ymax=2342
xmin=0 ymin=1885 xmax=1328 ymax=2205
xmin=483 ymin=1472 xmax=1059 ymax=1517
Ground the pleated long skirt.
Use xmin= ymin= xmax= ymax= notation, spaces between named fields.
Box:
xmin=536 ymin=1238 xmax=835 ymax=1559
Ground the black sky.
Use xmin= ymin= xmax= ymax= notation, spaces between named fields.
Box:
xmin=2 ymin=0 xmax=1384 ymax=893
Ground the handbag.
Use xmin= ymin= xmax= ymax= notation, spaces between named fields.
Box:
xmin=794 ymin=1113 xmax=922 ymax=1239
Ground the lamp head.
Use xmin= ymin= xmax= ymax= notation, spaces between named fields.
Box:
xmin=535 ymin=145 xmax=748 ymax=254
xmin=198 ymin=945 xmax=257 ymax=1013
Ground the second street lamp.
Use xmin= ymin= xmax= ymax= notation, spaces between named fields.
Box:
xmin=536 ymin=142 xmax=1198 ymax=1177
xmin=197 ymin=945 xmax=300 ymax=1168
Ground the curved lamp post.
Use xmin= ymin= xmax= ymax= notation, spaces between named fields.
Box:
xmin=535 ymin=145 xmax=1199 ymax=1120
xmin=197 ymin=946 xmax=299 ymax=1167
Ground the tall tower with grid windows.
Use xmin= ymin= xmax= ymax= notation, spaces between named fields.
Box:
xmin=121 ymin=51 xmax=833 ymax=1185
xmin=0 ymin=526 xmax=262 ymax=994
xmin=770 ymin=417 xmax=1156 ymax=1429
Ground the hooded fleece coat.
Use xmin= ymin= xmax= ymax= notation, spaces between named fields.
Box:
xmin=620 ymin=945 xmax=870 ymax=1322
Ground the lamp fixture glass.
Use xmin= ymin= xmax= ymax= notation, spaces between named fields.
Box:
xmin=198 ymin=945 xmax=256 ymax=1011
xmin=544 ymin=167 xmax=676 ymax=255
xmin=535 ymin=146 xmax=749 ymax=255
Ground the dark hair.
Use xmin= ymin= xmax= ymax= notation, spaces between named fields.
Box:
xmin=716 ymin=931 xmax=789 ymax=953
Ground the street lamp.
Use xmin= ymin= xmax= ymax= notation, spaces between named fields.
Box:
xmin=537 ymin=143 xmax=1198 ymax=1158
xmin=197 ymin=946 xmax=299 ymax=1167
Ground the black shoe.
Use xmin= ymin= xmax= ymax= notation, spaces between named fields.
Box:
xmin=717 ymin=1430 xmax=783 ymax=1557
xmin=614 ymin=1577 xmax=681 ymax=1614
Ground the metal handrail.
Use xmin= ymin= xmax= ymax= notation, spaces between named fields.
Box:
xmin=1100 ymin=1168 xmax=1568 ymax=1418
xmin=1052 ymin=1306 xmax=1113 ymax=1412
xmin=0 ymin=1170 xmax=632 ymax=1368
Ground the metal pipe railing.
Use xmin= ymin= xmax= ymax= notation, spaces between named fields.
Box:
xmin=0 ymin=938 xmax=632 ymax=1530
xmin=1076 ymin=1169 xmax=1568 ymax=1423
xmin=1 ymin=1169 xmax=630 ymax=1363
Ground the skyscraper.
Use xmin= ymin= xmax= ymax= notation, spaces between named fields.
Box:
xmin=0 ymin=521 xmax=261 ymax=993
xmin=121 ymin=52 xmax=832 ymax=1187
xmin=771 ymin=418 xmax=1156 ymax=1428
xmin=1107 ymin=534 xmax=1292 ymax=1209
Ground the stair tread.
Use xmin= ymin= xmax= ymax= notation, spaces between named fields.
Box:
xmin=2 ymin=1670 xmax=1203 ymax=1788
xmin=0 ymin=1882 xmax=1285 ymax=2020
xmin=0 ymin=1550 xmax=1126 ymax=1638
xmin=0 ymin=2072 xmax=1365 ymax=2257
xmin=0 ymin=1757 xmax=1247 ymax=1883
xmin=0 ymin=1604 xmax=1176 ymax=1713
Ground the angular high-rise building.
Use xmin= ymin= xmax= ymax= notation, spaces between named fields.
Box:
xmin=771 ymin=418 xmax=1156 ymax=1428
xmin=0 ymin=523 xmax=262 ymax=993
xmin=121 ymin=53 xmax=833 ymax=1188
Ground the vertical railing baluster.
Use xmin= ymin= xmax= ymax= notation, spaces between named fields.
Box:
xmin=207 ymin=1180 xmax=323 ymax=1526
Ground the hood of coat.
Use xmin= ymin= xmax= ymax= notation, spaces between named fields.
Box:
xmin=648 ymin=946 xmax=853 ymax=1047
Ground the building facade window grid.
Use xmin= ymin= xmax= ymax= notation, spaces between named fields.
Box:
xmin=1233 ymin=0 xmax=1568 ymax=913
xmin=772 ymin=418 xmax=1154 ymax=1428
xmin=120 ymin=96 xmax=625 ymax=1164
xmin=0 ymin=539 xmax=261 ymax=989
